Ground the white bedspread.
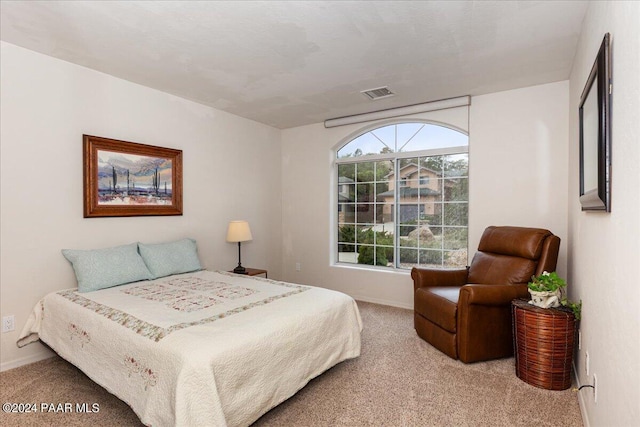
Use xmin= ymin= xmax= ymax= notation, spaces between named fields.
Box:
xmin=18 ymin=270 xmax=362 ymax=426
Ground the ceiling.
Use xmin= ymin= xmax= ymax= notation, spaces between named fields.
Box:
xmin=0 ymin=1 xmax=588 ymax=129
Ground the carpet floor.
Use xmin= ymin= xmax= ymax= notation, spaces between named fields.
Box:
xmin=0 ymin=301 xmax=583 ymax=426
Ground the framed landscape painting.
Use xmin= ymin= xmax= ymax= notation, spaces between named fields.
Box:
xmin=83 ymin=135 xmax=183 ymax=217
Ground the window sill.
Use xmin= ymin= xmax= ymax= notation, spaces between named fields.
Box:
xmin=331 ymin=262 xmax=412 ymax=275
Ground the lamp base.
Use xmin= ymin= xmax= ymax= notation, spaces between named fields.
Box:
xmin=233 ymin=265 xmax=247 ymax=274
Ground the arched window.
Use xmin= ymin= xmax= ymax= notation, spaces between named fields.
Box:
xmin=336 ymin=122 xmax=468 ymax=270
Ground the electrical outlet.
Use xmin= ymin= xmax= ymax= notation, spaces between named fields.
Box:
xmin=585 ymin=351 xmax=590 ymax=376
xmin=593 ymin=373 xmax=598 ymax=403
xmin=2 ymin=315 xmax=15 ymax=333
xmin=295 ymin=262 xmax=301 ymax=272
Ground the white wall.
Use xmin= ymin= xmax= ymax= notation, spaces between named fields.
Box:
xmin=281 ymin=81 xmax=569 ymax=308
xmin=567 ymin=2 xmax=640 ymax=426
xmin=0 ymin=42 xmax=283 ymax=370
xmin=469 ymin=82 xmax=569 ymax=277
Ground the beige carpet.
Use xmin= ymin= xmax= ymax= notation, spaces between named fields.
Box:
xmin=0 ymin=301 xmax=583 ymax=426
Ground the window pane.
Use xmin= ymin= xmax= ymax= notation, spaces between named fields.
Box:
xmin=375 ymin=204 xmax=393 ymax=225
xmin=398 ymin=157 xmax=418 ymax=170
xmin=377 ymin=183 xmax=393 ymax=203
xmin=374 ymin=227 xmax=394 ymax=265
xmin=370 ymin=126 xmax=395 ymax=149
xmin=396 ymin=123 xmax=425 ymax=151
xmin=354 ymin=244 xmax=391 ymax=267
xmin=429 ymin=226 xmax=443 ymax=238
xmin=378 ymin=204 xmax=394 ymax=224
xmin=445 ymin=154 xmax=469 ymax=176
xmin=375 ymin=160 xmax=393 ymax=182
xmin=337 ymin=133 xmax=387 ymax=158
xmin=443 ymin=227 xmax=467 ymax=250
xmin=355 ymin=244 xmax=371 ymax=264
xmin=355 ymin=204 xmax=375 ymax=224
xmin=419 ymin=155 xmax=443 ymax=173
xmin=401 ymin=124 xmax=468 ymax=152
xmin=338 ymin=163 xmax=355 ymax=180
xmin=399 ymin=233 xmax=418 ymax=248
xmin=419 ymin=249 xmax=443 ymax=267
xmin=338 ymin=182 xmax=355 ymax=202
xmin=353 ymin=225 xmax=370 ymax=248
xmin=423 ymin=204 xmax=442 ymax=226
xmin=378 ymin=245 xmax=394 ymax=265
xmin=401 ymin=179 xmax=420 ymax=191
xmin=376 ymin=181 xmax=391 ymax=195
xmin=444 ymin=178 xmax=468 ymax=202
xmin=418 ymin=201 xmax=437 ymax=219
xmin=338 ymin=244 xmax=358 ymax=264
xmin=398 ymin=204 xmax=420 ymax=224
xmin=374 ymin=229 xmax=392 ymax=243
xmin=399 ymin=248 xmax=418 ymax=267
xmin=338 ymin=203 xmax=355 ymax=223
xmin=399 ymin=224 xmax=431 ymax=248
xmin=445 ymin=249 xmax=468 ymax=268
xmin=443 ymin=203 xmax=468 ymax=226
xmin=356 ymin=183 xmax=374 ymax=202
xmin=356 ymin=161 xmax=376 ymax=182
xmin=375 ymin=247 xmax=392 ymax=266
xmin=400 ymin=178 xmax=418 ymax=190
xmin=338 ymin=224 xmax=356 ymax=245
xmin=415 ymin=225 xmax=439 ymax=249
xmin=398 ymin=225 xmax=416 ymax=237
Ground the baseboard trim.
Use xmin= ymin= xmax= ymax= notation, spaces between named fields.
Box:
xmin=352 ymin=295 xmax=413 ymax=310
xmin=1 ymin=350 xmax=55 ymax=372
xmin=573 ymin=361 xmax=590 ymax=427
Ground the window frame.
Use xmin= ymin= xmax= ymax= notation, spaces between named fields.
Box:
xmin=333 ymin=119 xmax=469 ymax=272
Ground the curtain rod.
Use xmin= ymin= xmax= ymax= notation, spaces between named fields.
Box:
xmin=324 ymin=95 xmax=470 ymax=128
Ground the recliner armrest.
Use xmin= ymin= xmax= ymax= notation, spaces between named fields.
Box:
xmin=459 ymin=283 xmax=529 ymax=306
xmin=411 ymin=267 xmax=469 ymax=292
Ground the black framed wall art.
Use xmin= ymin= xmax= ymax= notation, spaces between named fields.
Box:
xmin=578 ymin=33 xmax=611 ymax=212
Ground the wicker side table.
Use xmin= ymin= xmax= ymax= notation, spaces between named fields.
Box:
xmin=511 ymin=299 xmax=577 ymax=390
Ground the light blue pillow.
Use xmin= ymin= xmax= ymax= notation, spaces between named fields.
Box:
xmin=138 ymin=238 xmax=202 ymax=279
xmin=62 ymin=243 xmax=153 ymax=293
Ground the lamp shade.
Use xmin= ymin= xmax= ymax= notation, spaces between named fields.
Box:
xmin=226 ymin=220 xmax=253 ymax=243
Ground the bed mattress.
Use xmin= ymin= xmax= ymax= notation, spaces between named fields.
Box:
xmin=18 ymin=270 xmax=362 ymax=426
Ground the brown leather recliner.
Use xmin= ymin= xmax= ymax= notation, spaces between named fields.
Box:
xmin=412 ymin=226 xmax=560 ymax=363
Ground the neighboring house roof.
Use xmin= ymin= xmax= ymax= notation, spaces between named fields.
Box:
xmin=338 ymin=176 xmax=355 ymax=202
xmin=338 ymin=176 xmax=355 ymax=184
xmin=377 ymin=187 xmax=441 ymax=198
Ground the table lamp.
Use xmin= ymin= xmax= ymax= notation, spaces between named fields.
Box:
xmin=226 ymin=220 xmax=252 ymax=274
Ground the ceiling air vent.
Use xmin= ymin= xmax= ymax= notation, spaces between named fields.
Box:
xmin=361 ymin=86 xmax=395 ymax=100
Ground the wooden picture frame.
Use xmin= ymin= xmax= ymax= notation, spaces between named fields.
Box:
xmin=83 ymin=135 xmax=183 ymax=217
xmin=579 ymin=33 xmax=611 ymax=212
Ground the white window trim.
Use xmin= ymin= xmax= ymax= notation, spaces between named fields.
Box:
xmin=335 ymin=145 xmax=468 ymax=165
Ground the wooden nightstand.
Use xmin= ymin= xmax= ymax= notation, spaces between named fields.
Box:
xmin=229 ymin=268 xmax=267 ymax=278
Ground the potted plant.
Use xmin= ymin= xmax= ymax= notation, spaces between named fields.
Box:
xmin=528 ymin=271 xmax=582 ymax=319
xmin=528 ymin=271 xmax=566 ymax=308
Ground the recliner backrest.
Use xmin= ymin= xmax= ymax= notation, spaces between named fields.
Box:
xmin=468 ymin=226 xmax=558 ymax=285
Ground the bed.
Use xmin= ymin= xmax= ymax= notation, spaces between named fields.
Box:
xmin=18 ymin=269 xmax=362 ymax=426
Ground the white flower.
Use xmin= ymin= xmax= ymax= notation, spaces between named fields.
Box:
xmin=542 ymin=271 xmax=550 ymax=276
